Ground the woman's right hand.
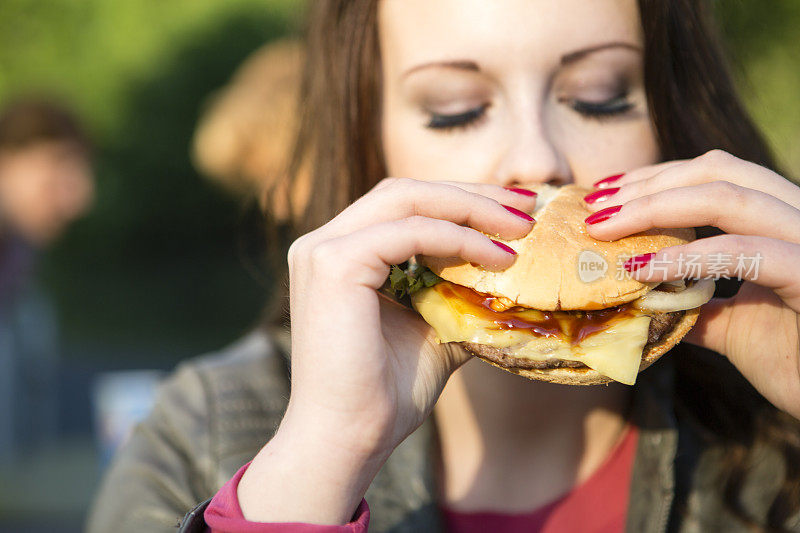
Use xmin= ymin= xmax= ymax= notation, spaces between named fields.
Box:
xmin=237 ymin=178 xmax=536 ymax=525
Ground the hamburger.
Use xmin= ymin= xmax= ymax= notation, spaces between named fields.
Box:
xmin=397 ymin=184 xmax=714 ymax=386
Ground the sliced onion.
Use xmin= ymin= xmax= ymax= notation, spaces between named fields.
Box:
xmin=632 ymin=278 xmax=715 ymax=312
xmin=654 ymin=279 xmax=686 ymax=292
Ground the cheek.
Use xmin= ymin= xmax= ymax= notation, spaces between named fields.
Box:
xmin=0 ymin=175 xmax=51 ymax=228
xmin=13 ymin=174 xmax=49 ymax=211
xmin=59 ymin=169 xmax=95 ymax=213
xmin=30 ymin=177 xmax=61 ymax=221
xmin=552 ymin=113 xmax=660 ymax=187
xmin=382 ymin=100 xmax=501 ymax=183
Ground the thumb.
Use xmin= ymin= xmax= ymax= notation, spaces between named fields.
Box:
xmin=443 ymin=342 xmax=474 ymax=372
xmin=682 ymin=297 xmax=732 ymax=357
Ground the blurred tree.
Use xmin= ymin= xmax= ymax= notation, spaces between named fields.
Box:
xmin=0 ymin=0 xmax=302 ymax=364
xmin=714 ymin=0 xmax=800 ymax=176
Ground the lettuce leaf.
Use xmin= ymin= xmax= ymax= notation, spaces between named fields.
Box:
xmin=389 ymin=263 xmax=442 ymax=298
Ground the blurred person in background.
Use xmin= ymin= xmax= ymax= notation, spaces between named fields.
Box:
xmin=0 ymin=98 xmax=94 ymax=461
xmin=90 ymin=1 xmax=800 ymax=532
xmin=192 ymin=38 xmax=310 ymax=219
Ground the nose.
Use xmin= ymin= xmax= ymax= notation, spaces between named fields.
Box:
xmin=493 ymin=116 xmax=571 ymax=188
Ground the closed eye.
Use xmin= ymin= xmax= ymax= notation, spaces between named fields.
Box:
xmin=426 ymin=103 xmax=489 ymax=131
xmin=564 ymin=94 xmax=634 ymax=119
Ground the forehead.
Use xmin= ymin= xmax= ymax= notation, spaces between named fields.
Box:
xmin=379 ymin=0 xmax=642 ymax=73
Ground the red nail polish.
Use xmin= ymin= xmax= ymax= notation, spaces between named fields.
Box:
xmin=502 ymin=205 xmax=535 ymax=222
xmin=504 ymin=187 xmax=537 ymax=197
xmin=583 ymin=187 xmax=619 ymax=205
xmin=623 ymin=253 xmax=655 ymax=272
xmin=593 ymin=174 xmax=624 ymax=188
xmin=584 ymin=205 xmax=622 ymax=224
xmin=491 ymin=239 xmax=517 ymax=255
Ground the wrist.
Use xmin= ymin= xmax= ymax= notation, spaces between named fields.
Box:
xmin=279 ymin=399 xmax=398 ymax=462
xmin=237 ymin=412 xmax=392 ymax=525
xmin=272 ymin=416 xmax=393 ymax=482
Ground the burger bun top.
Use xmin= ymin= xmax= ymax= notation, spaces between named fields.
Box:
xmin=422 ymin=184 xmax=694 ymax=311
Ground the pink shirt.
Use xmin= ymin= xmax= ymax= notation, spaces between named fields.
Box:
xmin=205 ymin=425 xmax=638 ymax=533
xmin=440 ymin=424 xmax=638 ymax=533
xmin=204 ymin=465 xmax=370 ymax=532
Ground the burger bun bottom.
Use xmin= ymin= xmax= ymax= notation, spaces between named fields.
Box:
xmin=460 ymin=307 xmax=700 ymax=386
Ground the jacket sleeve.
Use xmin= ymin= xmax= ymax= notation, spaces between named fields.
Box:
xmin=86 ymin=362 xmax=216 ymax=533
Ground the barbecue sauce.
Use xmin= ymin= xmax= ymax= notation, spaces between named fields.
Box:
xmin=435 ymin=281 xmax=638 ymax=345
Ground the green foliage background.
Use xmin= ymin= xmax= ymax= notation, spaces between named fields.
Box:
xmin=716 ymin=0 xmax=800 ymax=175
xmin=0 ymin=0 xmax=301 ymax=365
xmin=0 ymin=0 xmax=797 ymax=367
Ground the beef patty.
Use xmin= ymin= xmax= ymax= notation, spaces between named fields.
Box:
xmin=462 ymin=309 xmax=685 ymax=370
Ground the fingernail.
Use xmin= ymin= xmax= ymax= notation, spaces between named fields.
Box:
xmin=583 ymin=187 xmax=619 ymax=205
xmin=623 ymin=253 xmax=656 ymax=272
xmin=593 ymin=174 xmax=623 ymax=188
xmin=502 ymin=205 xmax=535 ymax=222
xmin=584 ymin=205 xmax=622 ymax=225
xmin=491 ymin=239 xmax=517 ymax=255
xmin=504 ymin=187 xmax=537 ymax=197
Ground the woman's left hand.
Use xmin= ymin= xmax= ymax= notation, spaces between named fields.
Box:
xmin=584 ymin=149 xmax=800 ymax=419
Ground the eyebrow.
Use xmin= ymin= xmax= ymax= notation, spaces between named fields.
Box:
xmin=560 ymin=42 xmax=642 ymax=65
xmin=401 ymin=59 xmax=480 ymax=79
xmin=401 ymin=42 xmax=642 ymax=80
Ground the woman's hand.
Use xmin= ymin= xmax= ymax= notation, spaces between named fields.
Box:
xmin=238 ymin=178 xmax=537 ymax=524
xmin=584 ymin=150 xmax=800 ymax=420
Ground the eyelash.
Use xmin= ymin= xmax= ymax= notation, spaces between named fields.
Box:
xmin=424 ymin=93 xmax=634 ymax=132
xmin=425 ymin=104 xmax=489 ymax=131
xmin=566 ymin=94 xmax=634 ymax=119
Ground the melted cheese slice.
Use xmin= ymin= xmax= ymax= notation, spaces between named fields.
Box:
xmin=411 ymin=285 xmax=652 ymax=385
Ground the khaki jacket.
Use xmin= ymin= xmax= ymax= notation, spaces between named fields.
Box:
xmin=87 ymin=328 xmax=798 ymax=532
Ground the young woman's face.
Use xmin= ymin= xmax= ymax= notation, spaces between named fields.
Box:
xmin=380 ymin=0 xmax=659 ymax=189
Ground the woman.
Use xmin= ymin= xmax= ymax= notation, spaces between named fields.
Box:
xmin=88 ymin=0 xmax=800 ymax=531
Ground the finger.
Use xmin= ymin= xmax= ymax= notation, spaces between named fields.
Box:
xmin=584 ymin=182 xmax=800 ymax=244
xmin=587 ymin=150 xmax=800 ymax=211
xmin=370 ymin=177 xmax=539 ymax=212
xmin=326 ymin=178 xmax=537 ymax=242
xmin=593 ymin=160 xmax=686 ymax=188
xmin=320 ymin=178 xmax=536 ymax=244
xmin=621 ymin=234 xmax=800 ymax=309
xmin=374 ymin=177 xmax=539 ymax=206
xmin=680 ymin=295 xmax=731 ymax=355
xmin=396 ymin=179 xmax=539 ymax=218
xmin=314 ymin=216 xmax=519 ymax=289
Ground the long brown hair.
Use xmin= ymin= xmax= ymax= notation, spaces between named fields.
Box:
xmin=266 ymin=0 xmax=800 ymax=529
